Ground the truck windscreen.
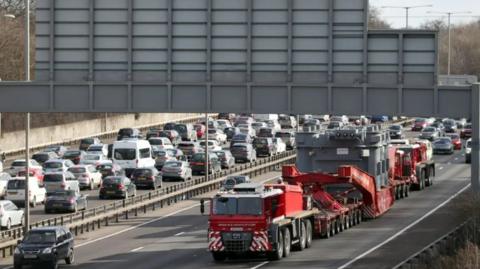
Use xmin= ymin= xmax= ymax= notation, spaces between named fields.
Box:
xmin=213 ymin=197 xmax=262 ymax=216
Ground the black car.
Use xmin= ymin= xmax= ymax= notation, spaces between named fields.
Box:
xmin=79 ymin=138 xmax=100 ymax=151
xmin=131 ymin=167 xmax=162 ymax=190
xmin=14 ymin=226 xmax=74 ymax=269
xmin=97 ymin=163 xmax=124 ymax=179
xmin=163 ymin=122 xmax=177 ymax=131
xmin=224 ymin=127 xmax=240 ymax=141
xmin=189 ymin=153 xmax=222 ymax=175
xmin=43 ymin=145 xmax=68 ymax=158
xmin=32 ymin=152 xmax=59 ymax=165
xmin=117 ymin=128 xmax=142 ymax=141
xmin=62 ymin=150 xmax=86 ymax=165
xmin=45 ymin=190 xmax=87 ymax=213
xmin=99 ymin=176 xmax=136 ymax=199
xmin=253 ymin=137 xmax=275 ymax=157
xmin=231 ymin=133 xmax=253 ymax=147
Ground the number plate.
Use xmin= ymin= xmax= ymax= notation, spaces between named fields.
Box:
xmin=23 ymin=254 xmax=37 ymax=259
xmin=138 ymin=177 xmax=146 ymax=180
xmin=54 ymin=203 xmax=63 ymax=207
xmin=107 ymin=191 xmax=116 ymax=195
xmin=232 ymin=233 xmax=242 ymax=240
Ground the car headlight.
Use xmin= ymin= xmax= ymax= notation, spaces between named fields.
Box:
xmin=42 ymin=248 xmax=52 ymax=254
xmin=14 ymin=247 xmax=22 ymax=254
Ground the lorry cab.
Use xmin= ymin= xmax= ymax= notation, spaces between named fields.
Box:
xmin=112 ymin=139 xmax=155 ymax=177
xmin=208 ymin=183 xmax=309 ymax=261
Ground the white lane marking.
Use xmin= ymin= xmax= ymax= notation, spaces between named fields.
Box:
xmin=251 ymin=261 xmax=269 ymax=269
xmin=75 ymin=174 xmax=280 ymax=249
xmin=130 ymin=247 xmax=144 ymax=252
xmin=175 ymin=232 xmax=185 ymax=236
xmin=337 ymin=183 xmax=471 ymax=269
xmin=439 ymin=167 xmax=444 ymax=170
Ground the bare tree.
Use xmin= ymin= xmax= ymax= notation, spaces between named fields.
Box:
xmin=369 ymin=7 xmax=391 ymax=29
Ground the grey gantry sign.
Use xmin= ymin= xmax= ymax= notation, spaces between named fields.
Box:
xmin=0 ymin=0 xmax=470 ymax=117
xmin=0 ymin=0 xmax=478 ymax=191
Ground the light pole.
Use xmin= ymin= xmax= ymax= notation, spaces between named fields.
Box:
xmin=427 ymin=11 xmax=472 ymax=75
xmin=24 ymin=0 xmax=31 ymax=235
xmin=381 ymin=5 xmax=432 ymax=29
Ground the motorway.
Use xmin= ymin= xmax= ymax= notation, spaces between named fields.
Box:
xmin=0 ymin=129 xmax=472 ymax=269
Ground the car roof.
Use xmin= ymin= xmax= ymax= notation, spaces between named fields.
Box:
xmin=31 ymin=226 xmax=66 ymax=232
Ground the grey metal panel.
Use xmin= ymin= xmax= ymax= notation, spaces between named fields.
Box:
xmin=132 ymin=86 xmax=169 ymax=111
xmin=54 ymin=86 xmax=90 ymax=111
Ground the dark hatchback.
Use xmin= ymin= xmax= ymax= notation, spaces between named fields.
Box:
xmin=96 ymin=163 xmax=125 ymax=179
xmin=45 ymin=190 xmax=87 ymax=213
xmin=131 ymin=167 xmax=162 ymax=190
xmin=62 ymin=150 xmax=86 ymax=165
xmin=99 ymin=176 xmax=136 ymax=199
xmin=14 ymin=226 xmax=74 ymax=269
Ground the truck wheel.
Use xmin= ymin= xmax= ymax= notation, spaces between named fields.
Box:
xmin=405 ymin=185 xmax=410 ymax=197
xmin=305 ymin=220 xmax=313 ymax=248
xmin=323 ymin=224 xmax=330 ymax=239
xmin=283 ymin=228 xmax=291 ymax=257
xmin=293 ymin=221 xmax=307 ymax=251
xmin=334 ymin=220 xmax=339 ymax=234
xmin=339 ymin=218 xmax=344 ymax=232
xmin=344 ymin=216 xmax=349 ymax=230
xmin=211 ymin=252 xmax=226 ymax=262
xmin=268 ymin=231 xmax=284 ymax=260
xmin=329 ymin=222 xmax=335 ymax=237
xmin=428 ymin=167 xmax=435 ymax=186
xmin=421 ymin=171 xmax=426 ymax=190
xmin=399 ymin=185 xmax=405 ymax=199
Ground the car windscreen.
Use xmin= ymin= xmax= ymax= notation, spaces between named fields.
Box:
xmin=423 ymin=128 xmax=436 ymax=132
xmin=51 ymin=190 xmax=76 ymax=197
xmin=275 ymin=132 xmax=291 ymax=138
xmin=118 ymin=129 xmax=133 ymax=136
xmin=213 ymin=151 xmax=225 ymax=158
xmin=11 ymin=161 xmax=26 ymax=167
xmin=68 ymin=167 xmax=86 ymax=173
xmin=149 ymin=139 xmax=163 ymax=145
xmin=174 ymin=125 xmax=187 ymax=133
xmin=415 ymin=118 xmax=426 ymax=123
xmin=80 ymin=139 xmax=94 ymax=144
xmin=213 ymin=197 xmax=262 ymax=215
xmin=163 ymin=162 xmax=182 ymax=168
xmin=64 ymin=151 xmax=81 ymax=157
xmin=44 ymin=174 xmax=64 ymax=182
xmin=114 ymin=149 xmax=136 ymax=160
xmin=253 ymin=139 xmax=268 ymax=145
xmin=33 ymin=154 xmax=49 ymax=163
xmin=44 ymin=162 xmax=62 ymax=169
xmin=178 ymin=143 xmax=194 ymax=149
xmin=7 ymin=180 xmax=25 ymax=190
xmin=84 ymin=155 xmax=100 ymax=161
xmin=191 ymin=154 xmax=205 ymax=162
xmin=103 ymin=177 xmax=123 ymax=184
xmin=133 ymin=169 xmax=152 ymax=177
xmin=389 ymin=126 xmax=401 ymax=131
xmin=88 ymin=146 xmax=102 ymax=151
xmin=23 ymin=231 xmax=56 ymax=244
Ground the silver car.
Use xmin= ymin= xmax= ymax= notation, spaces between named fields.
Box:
xmin=433 ymin=137 xmax=454 ymax=155
xmin=43 ymin=159 xmax=75 ymax=173
xmin=419 ymin=127 xmax=440 ymax=141
xmin=44 ymin=172 xmax=80 ymax=195
xmin=230 ymin=143 xmax=257 ymax=163
xmin=161 ymin=161 xmax=192 ymax=181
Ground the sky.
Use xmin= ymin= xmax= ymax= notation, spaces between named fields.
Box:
xmin=370 ymin=0 xmax=480 ymax=28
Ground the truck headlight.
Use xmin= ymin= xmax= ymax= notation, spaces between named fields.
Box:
xmin=42 ymin=248 xmax=52 ymax=254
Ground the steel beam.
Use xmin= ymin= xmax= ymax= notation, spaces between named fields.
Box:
xmin=472 ymin=84 xmax=480 ymax=192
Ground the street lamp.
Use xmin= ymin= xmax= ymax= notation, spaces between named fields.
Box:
xmin=24 ymin=0 xmax=31 ymax=235
xmin=427 ymin=11 xmax=472 ymax=75
xmin=381 ymin=5 xmax=433 ymax=29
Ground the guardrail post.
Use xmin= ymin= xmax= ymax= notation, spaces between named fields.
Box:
xmin=61 ymin=216 xmax=64 ymax=226
xmin=135 ymin=207 xmax=138 ymax=217
xmin=125 ymin=210 xmax=129 ymax=220
xmin=82 ymin=211 xmax=85 ymax=220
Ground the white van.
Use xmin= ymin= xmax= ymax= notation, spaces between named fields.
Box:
xmin=112 ymin=139 xmax=155 ymax=176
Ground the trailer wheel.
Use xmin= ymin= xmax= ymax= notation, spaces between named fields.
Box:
xmin=283 ymin=228 xmax=291 ymax=257
xmin=323 ymin=223 xmax=330 ymax=239
xmin=405 ymin=185 xmax=410 ymax=197
xmin=329 ymin=222 xmax=335 ymax=237
xmin=211 ymin=252 xmax=227 ymax=262
xmin=338 ymin=218 xmax=344 ymax=232
xmin=349 ymin=213 xmax=354 ymax=227
xmin=267 ymin=231 xmax=284 ymax=261
xmin=394 ymin=187 xmax=398 ymax=200
xmin=357 ymin=210 xmax=363 ymax=224
xmin=344 ymin=216 xmax=349 ymax=230
xmin=305 ymin=220 xmax=313 ymax=248
xmin=293 ymin=221 xmax=307 ymax=251
xmin=399 ymin=185 xmax=405 ymax=199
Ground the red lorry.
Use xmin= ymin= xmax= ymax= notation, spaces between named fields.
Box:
xmin=207 ymin=126 xmax=434 ymax=261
